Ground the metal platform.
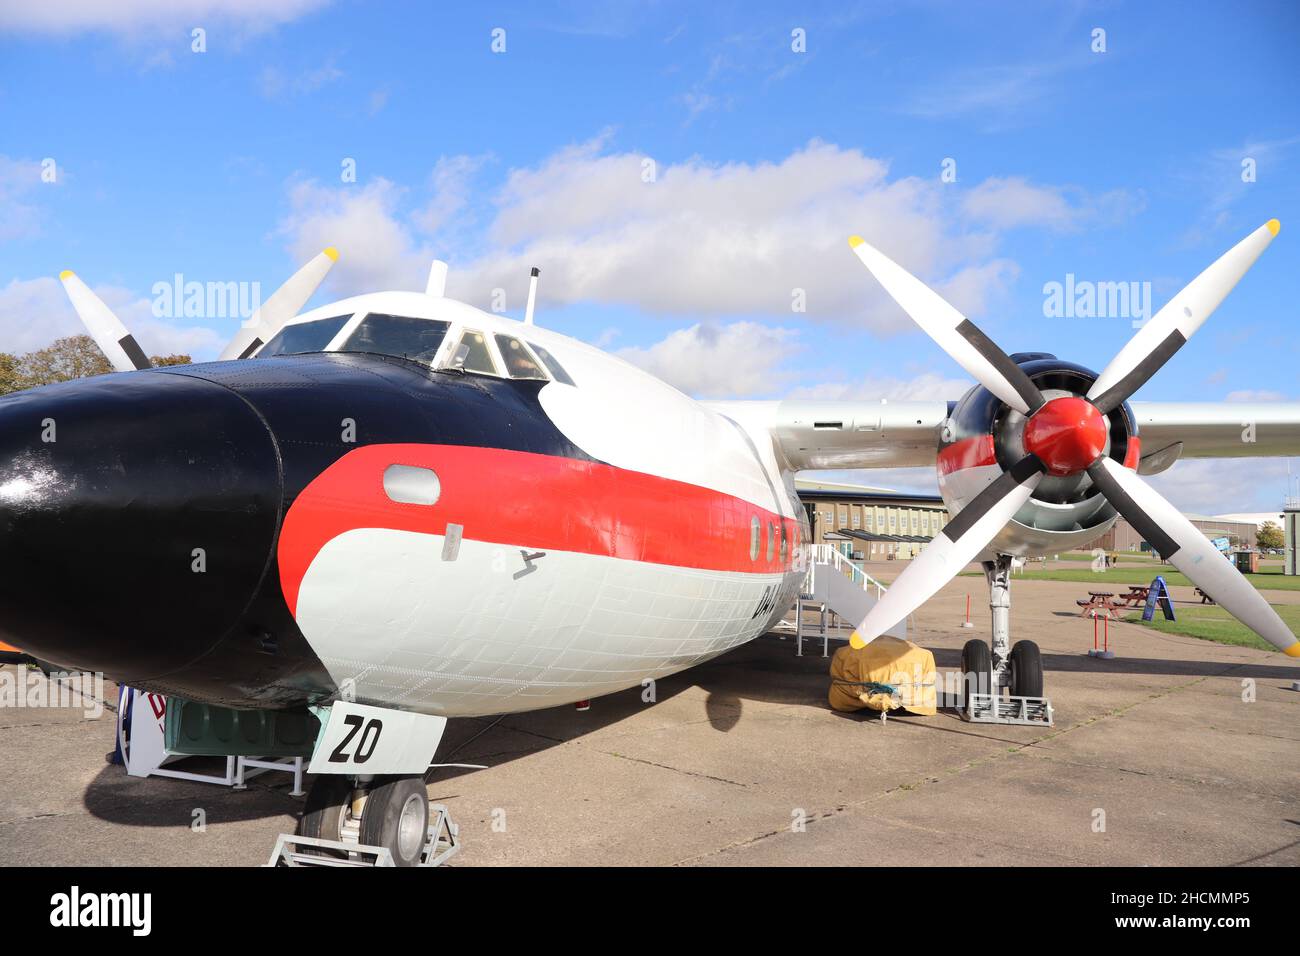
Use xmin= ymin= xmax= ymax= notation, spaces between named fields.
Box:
xmin=264 ymin=803 xmax=460 ymax=867
xmin=963 ymin=693 xmax=1053 ymax=726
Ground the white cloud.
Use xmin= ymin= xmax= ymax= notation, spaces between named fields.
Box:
xmin=277 ymin=177 xmax=434 ymax=293
xmin=1225 ymin=389 xmax=1287 ymax=402
xmin=961 ymin=177 xmax=1144 ymax=232
xmin=1144 ymin=458 xmax=1294 ymax=515
xmin=0 ymin=277 xmax=222 ymax=358
xmin=0 ymin=0 xmax=330 ymax=35
xmin=277 ymin=138 xmax=1114 ymax=329
xmin=258 ymin=60 xmax=343 ymax=99
xmin=0 ymin=155 xmax=56 ymax=241
xmin=615 ymin=321 xmax=798 ymax=398
xmin=785 ymin=371 xmax=972 ymax=402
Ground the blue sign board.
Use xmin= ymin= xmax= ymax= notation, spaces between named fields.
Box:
xmin=1142 ymin=575 xmax=1176 ymax=621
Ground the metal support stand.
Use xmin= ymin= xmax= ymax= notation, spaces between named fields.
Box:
xmin=264 ymin=803 xmax=460 ymax=867
xmin=795 ymin=598 xmax=831 ymax=657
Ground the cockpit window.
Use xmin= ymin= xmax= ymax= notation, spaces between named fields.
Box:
xmin=447 ymin=329 xmax=499 ymax=375
xmin=529 ymin=343 xmax=575 ymax=385
xmin=339 ymin=313 xmax=450 ymax=364
xmin=495 ymin=334 xmax=548 ymax=380
xmin=258 ymin=314 xmax=351 ymax=356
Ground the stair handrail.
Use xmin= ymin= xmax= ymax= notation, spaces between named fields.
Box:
xmin=807 ymin=544 xmax=888 ymax=597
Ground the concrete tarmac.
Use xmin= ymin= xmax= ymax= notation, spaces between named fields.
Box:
xmin=2 ymin=569 xmax=1297 ymax=866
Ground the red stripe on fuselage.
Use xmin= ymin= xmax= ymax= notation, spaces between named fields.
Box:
xmin=278 ymin=444 xmax=799 ymax=615
xmin=936 ymin=434 xmax=997 ymax=477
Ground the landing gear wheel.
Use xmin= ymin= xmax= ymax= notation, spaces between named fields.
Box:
xmin=1009 ymin=640 xmax=1043 ymax=698
xmin=295 ymin=775 xmax=354 ymax=861
xmin=359 ymin=776 xmax=429 ymax=867
xmin=961 ymin=639 xmax=992 ymax=714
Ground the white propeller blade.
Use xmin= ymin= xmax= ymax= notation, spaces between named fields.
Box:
xmin=219 ymin=247 xmax=338 ymax=360
xmin=849 ymin=456 xmax=1045 ymax=648
xmin=58 ymin=271 xmax=151 ymax=372
xmin=1088 ymin=457 xmax=1299 ymax=656
xmin=848 ymin=235 xmax=1043 ymax=414
xmin=1088 ymin=220 xmax=1279 ymax=412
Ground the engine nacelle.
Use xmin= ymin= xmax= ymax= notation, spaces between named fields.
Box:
xmin=937 ymin=355 xmax=1141 ymax=558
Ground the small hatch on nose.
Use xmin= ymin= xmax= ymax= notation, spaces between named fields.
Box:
xmin=383 ymin=464 xmax=441 ymax=505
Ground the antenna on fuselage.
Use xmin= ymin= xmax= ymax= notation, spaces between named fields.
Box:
xmin=524 ymin=267 xmax=540 ymax=325
xmin=426 ymin=259 xmax=449 ymax=297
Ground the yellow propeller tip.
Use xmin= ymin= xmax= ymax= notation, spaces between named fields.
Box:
xmin=323 ymin=246 xmax=339 ymax=261
xmin=849 ymin=631 xmax=866 ymax=649
xmin=1285 ymin=643 xmax=1300 ymax=658
xmin=1266 ymin=218 xmax=1280 ymax=237
xmin=59 ymin=270 xmax=74 ymax=280
xmin=848 ymin=235 xmax=865 ymax=248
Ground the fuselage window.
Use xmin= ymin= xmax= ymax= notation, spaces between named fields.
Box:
xmin=339 ymin=314 xmax=450 ymax=364
xmin=382 ymin=464 xmax=441 ymax=506
xmin=258 ymin=314 xmax=352 ymax=356
xmin=779 ymin=523 xmax=789 ymax=564
xmin=495 ymin=334 xmax=548 ymax=380
xmin=749 ymin=516 xmax=760 ymax=561
xmin=529 ymin=343 xmax=576 ymax=385
xmin=767 ymin=521 xmax=776 ymax=561
xmin=448 ymin=329 xmax=499 ymax=375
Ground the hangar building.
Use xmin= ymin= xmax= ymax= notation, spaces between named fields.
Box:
xmin=795 ymin=479 xmax=947 ymax=560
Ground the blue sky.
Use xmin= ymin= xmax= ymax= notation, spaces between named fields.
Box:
xmin=2 ymin=0 xmax=1298 ymax=509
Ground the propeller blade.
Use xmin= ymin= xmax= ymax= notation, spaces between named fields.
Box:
xmin=849 ymin=455 xmax=1045 ymax=648
xmin=58 ymin=271 xmax=151 ymax=372
xmin=1088 ymin=220 xmax=1279 ymax=413
xmin=1088 ymin=457 xmax=1299 ymax=656
xmin=848 ymin=235 xmax=1044 ymax=414
xmin=218 ymin=247 xmax=339 ymax=360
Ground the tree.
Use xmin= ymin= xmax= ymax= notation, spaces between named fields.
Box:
xmin=1257 ymin=521 xmax=1284 ymax=551
xmin=0 ymin=335 xmax=191 ymax=395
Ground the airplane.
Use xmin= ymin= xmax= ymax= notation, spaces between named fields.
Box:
xmin=0 ymin=220 xmax=1295 ymax=864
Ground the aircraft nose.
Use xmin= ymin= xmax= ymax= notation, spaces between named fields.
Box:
xmin=0 ymin=371 xmax=282 ymax=683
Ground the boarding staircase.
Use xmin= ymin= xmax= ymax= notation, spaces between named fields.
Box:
xmin=792 ymin=544 xmax=907 ymax=656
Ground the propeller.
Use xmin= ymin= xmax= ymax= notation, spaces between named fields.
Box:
xmin=218 ymin=247 xmax=339 ymax=360
xmin=845 ymin=222 xmax=1299 ymax=658
xmin=59 ymin=247 xmax=340 ymax=372
xmin=1087 ymin=220 xmax=1278 ymax=413
xmin=849 ymin=235 xmax=1045 ymax=414
xmin=58 ymin=271 xmax=152 ymax=372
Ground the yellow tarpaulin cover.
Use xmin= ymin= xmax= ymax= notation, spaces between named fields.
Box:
xmin=828 ymin=635 xmax=938 ymax=716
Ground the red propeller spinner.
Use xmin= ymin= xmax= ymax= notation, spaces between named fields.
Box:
xmin=1021 ymin=396 xmax=1109 ymax=476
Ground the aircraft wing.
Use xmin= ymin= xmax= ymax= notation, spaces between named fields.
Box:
xmin=1129 ymin=401 xmax=1300 ymax=474
xmin=705 ymin=399 xmax=1300 ymax=474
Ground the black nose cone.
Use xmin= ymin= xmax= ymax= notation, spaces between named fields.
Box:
xmin=0 ymin=371 xmax=281 ymax=683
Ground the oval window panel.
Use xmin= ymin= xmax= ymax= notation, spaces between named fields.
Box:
xmin=383 ymin=464 xmax=441 ymax=505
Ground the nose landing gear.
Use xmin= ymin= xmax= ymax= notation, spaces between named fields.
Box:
xmin=960 ymin=553 xmax=1053 ymax=726
xmin=269 ymin=774 xmax=460 ymax=867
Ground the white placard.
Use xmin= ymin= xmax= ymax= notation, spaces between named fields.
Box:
xmin=308 ymin=701 xmax=448 ymax=775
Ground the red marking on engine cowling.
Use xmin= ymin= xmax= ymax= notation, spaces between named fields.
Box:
xmin=278 ymin=444 xmax=799 ymax=616
xmin=936 ymin=434 xmax=998 ymax=477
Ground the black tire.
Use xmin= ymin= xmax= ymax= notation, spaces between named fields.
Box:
xmin=359 ymin=776 xmax=429 ymax=867
xmin=1010 ymin=640 xmax=1044 ymax=698
xmin=961 ymin=639 xmax=992 ymax=710
xmin=295 ymin=775 xmax=353 ymax=861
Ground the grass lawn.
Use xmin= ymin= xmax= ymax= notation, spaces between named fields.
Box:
xmin=965 ymin=564 xmax=1300 ymax=592
xmin=1052 ymin=551 xmax=1160 ymax=563
xmin=1122 ymin=602 xmax=1300 ymax=652
xmin=1055 ymin=554 xmax=1159 ymax=561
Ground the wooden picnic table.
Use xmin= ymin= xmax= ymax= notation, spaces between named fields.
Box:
xmin=1077 ymin=591 xmax=1121 ymax=619
xmin=1117 ymin=585 xmax=1150 ymax=607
